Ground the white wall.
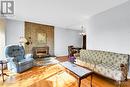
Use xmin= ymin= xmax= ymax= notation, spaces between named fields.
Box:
xmin=86 ymin=1 xmax=130 ymax=78
xmin=87 ymin=1 xmax=130 ymax=54
xmin=54 ymin=27 xmax=82 ymax=56
xmin=5 ymin=19 xmax=24 ymax=45
xmin=0 ymin=18 xmax=5 ymax=58
xmin=5 ymin=19 xmax=82 ymax=56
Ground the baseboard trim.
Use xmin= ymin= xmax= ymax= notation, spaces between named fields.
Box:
xmin=56 ymin=56 xmax=68 ymax=58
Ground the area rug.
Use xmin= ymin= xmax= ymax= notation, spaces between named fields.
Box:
xmin=34 ymin=57 xmax=60 ymax=66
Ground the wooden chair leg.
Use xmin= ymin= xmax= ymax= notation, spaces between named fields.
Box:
xmin=116 ymin=80 xmax=121 ymax=87
xmin=1 ymin=62 xmax=4 ymax=82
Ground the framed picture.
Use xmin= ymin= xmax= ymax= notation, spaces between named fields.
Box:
xmin=37 ymin=32 xmax=47 ymax=44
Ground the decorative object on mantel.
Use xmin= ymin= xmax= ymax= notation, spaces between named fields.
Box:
xmin=79 ymin=26 xmax=86 ymax=36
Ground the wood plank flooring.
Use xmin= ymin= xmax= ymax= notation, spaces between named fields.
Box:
xmin=0 ymin=56 xmax=130 ymax=87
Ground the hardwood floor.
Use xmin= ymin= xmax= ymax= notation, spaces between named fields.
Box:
xmin=0 ymin=56 xmax=130 ymax=87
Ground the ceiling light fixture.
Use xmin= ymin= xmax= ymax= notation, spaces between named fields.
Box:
xmin=79 ymin=26 xmax=86 ymax=36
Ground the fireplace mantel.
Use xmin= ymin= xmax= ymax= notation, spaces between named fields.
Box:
xmin=25 ymin=22 xmax=54 ymax=55
xmin=32 ymin=46 xmax=49 ymax=58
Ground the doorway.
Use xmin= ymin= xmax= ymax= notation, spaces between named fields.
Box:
xmin=82 ymin=35 xmax=86 ymax=49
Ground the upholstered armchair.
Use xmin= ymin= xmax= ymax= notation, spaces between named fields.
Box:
xmin=4 ymin=44 xmax=34 ymax=73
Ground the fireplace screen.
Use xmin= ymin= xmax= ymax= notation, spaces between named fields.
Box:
xmin=32 ymin=47 xmax=49 ymax=58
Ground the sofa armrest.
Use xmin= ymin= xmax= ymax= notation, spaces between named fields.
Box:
xmin=120 ymin=63 xmax=128 ymax=80
xmin=74 ymin=53 xmax=80 ymax=59
xmin=7 ymin=57 xmax=17 ymax=62
xmin=6 ymin=57 xmax=19 ymax=67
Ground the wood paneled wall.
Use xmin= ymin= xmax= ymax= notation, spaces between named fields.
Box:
xmin=25 ymin=22 xmax=54 ymax=55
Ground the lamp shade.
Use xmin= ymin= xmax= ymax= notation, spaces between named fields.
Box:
xmin=19 ymin=37 xmax=27 ymax=43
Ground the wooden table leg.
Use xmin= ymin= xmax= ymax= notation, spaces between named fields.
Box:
xmin=0 ymin=63 xmax=8 ymax=82
xmin=0 ymin=60 xmax=9 ymax=82
xmin=90 ymin=74 xmax=93 ymax=87
xmin=1 ymin=62 xmax=4 ymax=82
xmin=78 ymin=78 xmax=81 ymax=87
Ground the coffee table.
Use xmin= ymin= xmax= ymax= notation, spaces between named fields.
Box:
xmin=60 ymin=61 xmax=93 ymax=87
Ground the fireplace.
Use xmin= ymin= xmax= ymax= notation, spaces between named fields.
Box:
xmin=32 ymin=46 xmax=49 ymax=58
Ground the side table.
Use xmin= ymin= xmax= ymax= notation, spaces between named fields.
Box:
xmin=0 ymin=60 xmax=8 ymax=82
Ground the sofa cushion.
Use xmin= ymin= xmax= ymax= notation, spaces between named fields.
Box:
xmin=88 ymin=50 xmax=102 ymax=64
xmin=101 ymin=52 xmax=128 ymax=67
xmin=101 ymin=52 xmax=114 ymax=65
xmin=80 ymin=50 xmax=102 ymax=64
xmin=76 ymin=59 xmax=95 ymax=70
xmin=112 ymin=54 xmax=128 ymax=67
xmin=94 ymin=63 xmax=123 ymax=81
xmin=16 ymin=56 xmax=25 ymax=62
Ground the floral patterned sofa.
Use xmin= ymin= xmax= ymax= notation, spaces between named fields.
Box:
xmin=75 ymin=49 xmax=129 ymax=82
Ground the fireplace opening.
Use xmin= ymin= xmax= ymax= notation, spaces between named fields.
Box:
xmin=32 ymin=46 xmax=49 ymax=58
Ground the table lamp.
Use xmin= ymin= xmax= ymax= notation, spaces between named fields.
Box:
xmin=19 ymin=36 xmax=27 ymax=46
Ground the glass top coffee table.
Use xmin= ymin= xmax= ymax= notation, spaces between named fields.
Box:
xmin=60 ymin=61 xmax=93 ymax=87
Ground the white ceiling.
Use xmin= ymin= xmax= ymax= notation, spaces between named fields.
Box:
xmin=6 ymin=0 xmax=128 ymax=30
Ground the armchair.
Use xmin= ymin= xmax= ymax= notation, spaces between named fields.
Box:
xmin=4 ymin=44 xmax=34 ymax=73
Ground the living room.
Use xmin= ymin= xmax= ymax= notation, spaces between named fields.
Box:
xmin=0 ymin=0 xmax=130 ymax=87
